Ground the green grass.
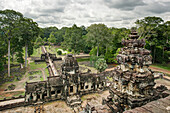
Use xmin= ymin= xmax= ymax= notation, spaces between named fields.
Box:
xmin=56 ymin=47 xmax=62 ymax=52
xmin=0 ymin=91 xmax=25 ymax=100
xmin=107 ymin=77 xmax=113 ymax=81
xmin=29 ymin=62 xmax=47 ymax=70
xmin=40 ymin=76 xmax=44 ymax=81
xmin=45 ymin=68 xmax=49 ymax=77
xmin=151 ymin=63 xmax=170 ymax=71
xmin=31 ymin=47 xmax=42 ymax=57
xmin=77 ymin=58 xmax=90 ymax=62
xmin=81 ymin=96 xmax=86 ymax=101
xmin=46 ymin=46 xmax=56 ymax=54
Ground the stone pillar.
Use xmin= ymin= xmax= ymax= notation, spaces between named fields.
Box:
xmin=47 ymin=89 xmax=50 ymax=97
xmin=25 ymin=94 xmax=30 ymax=102
xmin=74 ymin=85 xmax=77 ymax=94
xmin=33 ymin=93 xmax=37 ymax=101
xmin=40 ymin=93 xmax=43 ymax=100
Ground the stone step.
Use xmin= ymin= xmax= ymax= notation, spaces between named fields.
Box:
xmin=73 ymin=106 xmax=83 ymax=113
xmin=66 ymin=95 xmax=82 ymax=108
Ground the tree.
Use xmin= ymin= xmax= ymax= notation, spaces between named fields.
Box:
xmin=17 ymin=17 xmax=39 ymax=67
xmin=95 ymin=58 xmax=108 ymax=72
xmin=53 ymin=27 xmax=68 ymax=45
xmin=109 ymin=28 xmax=130 ymax=62
xmin=0 ymin=28 xmax=7 ymax=72
xmin=48 ymin=32 xmax=56 ymax=49
xmin=40 ymin=27 xmax=58 ymax=39
xmin=48 ymin=32 xmax=56 ymax=44
xmin=162 ymin=21 xmax=170 ymax=59
xmin=135 ymin=16 xmax=164 ymax=38
xmin=86 ymin=24 xmax=111 ymax=56
xmin=61 ymin=24 xmax=84 ymax=55
xmin=35 ymin=36 xmax=43 ymax=54
xmin=135 ymin=16 xmax=164 ymax=63
xmin=0 ymin=9 xmax=23 ymax=76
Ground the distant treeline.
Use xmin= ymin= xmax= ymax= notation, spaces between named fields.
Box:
xmin=40 ymin=17 xmax=170 ymax=64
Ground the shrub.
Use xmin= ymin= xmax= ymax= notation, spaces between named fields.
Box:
xmin=113 ymin=48 xmax=121 ymax=63
xmin=90 ymin=55 xmax=104 ymax=67
xmin=104 ymin=50 xmax=114 ymax=63
xmin=16 ymin=52 xmax=24 ymax=64
xmin=57 ymin=50 xmax=62 ymax=55
xmin=95 ymin=58 xmax=108 ymax=72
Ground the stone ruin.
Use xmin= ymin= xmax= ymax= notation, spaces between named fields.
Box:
xmin=101 ymin=30 xmax=168 ymax=112
xmin=24 ymin=31 xmax=169 ymax=112
xmin=25 ymin=54 xmax=108 ymax=109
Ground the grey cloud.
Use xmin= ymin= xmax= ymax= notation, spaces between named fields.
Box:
xmin=24 ymin=11 xmax=38 ymax=19
xmin=134 ymin=1 xmax=170 ymax=16
xmin=72 ymin=0 xmax=92 ymax=5
xmin=145 ymin=2 xmax=170 ymax=14
xmin=37 ymin=18 xmax=61 ymax=24
xmin=83 ymin=13 xmax=91 ymax=18
xmin=63 ymin=17 xmax=76 ymax=20
xmin=122 ymin=20 xmax=130 ymax=24
xmin=105 ymin=17 xmax=122 ymax=22
xmin=122 ymin=16 xmax=134 ymax=20
xmin=39 ymin=13 xmax=50 ymax=17
xmin=36 ymin=7 xmax=65 ymax=13
xmin=0 ymin=0 xmax=4 ymax=9
xmin=104 ymin=0 xmax=146 ymax=11
xmin=89 ymin=18 xmax=103 ymax=23
xmin=1 ymin=0 xmax=169 ymax=28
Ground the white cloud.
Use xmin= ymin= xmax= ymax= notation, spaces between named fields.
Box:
xmin=0 ymin=0 xmax=169 ymax=28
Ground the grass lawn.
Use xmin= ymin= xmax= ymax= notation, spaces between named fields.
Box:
xmin=45 ymin=46 xmax=56 ymax=54
xmin=29 ymin=62 xmax=47 ymax=70
xmin=77 ymin=58 xmax=90 ymax=62
xmin=45 ymin=68 xmax=49 ymax=76
xmin=31 ymin=47 xmax=42 ymax=57
xmin=0 ymin=91 xmax=25 ymax=100
xmin=151 ymin=63 xmax=170 ymax=71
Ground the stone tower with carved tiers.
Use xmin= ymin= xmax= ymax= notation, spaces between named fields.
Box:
xmin=108 ymin=30 xmax=166 ymax=111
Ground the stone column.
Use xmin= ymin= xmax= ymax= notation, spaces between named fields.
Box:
xmin=40 ymin=93 xmax=43 ymax=100
xmin=33 ymin=93 xmax=37 ymax=101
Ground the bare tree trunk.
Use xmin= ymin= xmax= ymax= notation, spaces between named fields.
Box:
xmin=8 ymin=39 xmax=10 ymax=77
xmin=25 ymin=43 xmax=28 ymax=67
xmin=97 ymin=44 xmax=99 ymax=57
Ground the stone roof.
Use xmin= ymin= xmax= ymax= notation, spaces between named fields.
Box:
xmin=26 ymin=81 xmax=47 ymax=93
xmin=48 ymin=76 xmax=63 ymax=86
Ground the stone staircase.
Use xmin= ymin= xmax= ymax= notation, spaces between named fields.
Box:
xmin=66 ymin=95 xmax=82 ymax=112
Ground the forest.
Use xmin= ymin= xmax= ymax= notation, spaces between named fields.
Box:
xmin=0 ymin=9 xmax=170 ymax=73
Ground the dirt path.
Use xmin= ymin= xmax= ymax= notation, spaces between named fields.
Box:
xmin=0 ymin=67 xmax=47 ymax=95
xmin=105 ymin=67 xmax=116 ymax=71
xmin=105 ymin=65 xmax=170 ymax=75
xmin=39 ymin=68 xmax=47 ymax=80
xmin=149 ymin=66 xmax=170 ymax=74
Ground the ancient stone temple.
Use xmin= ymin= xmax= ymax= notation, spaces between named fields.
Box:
xmin=104 ymin=30 xmax=168 ymax=112
xmin=25 ymin=54 xmax=108 ymax=109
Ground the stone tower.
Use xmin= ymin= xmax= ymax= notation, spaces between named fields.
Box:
xmin=107 ymin=30 xmax=167 ymax=111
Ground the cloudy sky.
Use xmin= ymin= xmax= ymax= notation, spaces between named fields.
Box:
xmin=0 ymin=0 xmax=170 ymax=28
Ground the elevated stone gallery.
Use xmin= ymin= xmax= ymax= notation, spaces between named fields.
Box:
xmin=25 ymin=54 xmax=108 ymax=108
